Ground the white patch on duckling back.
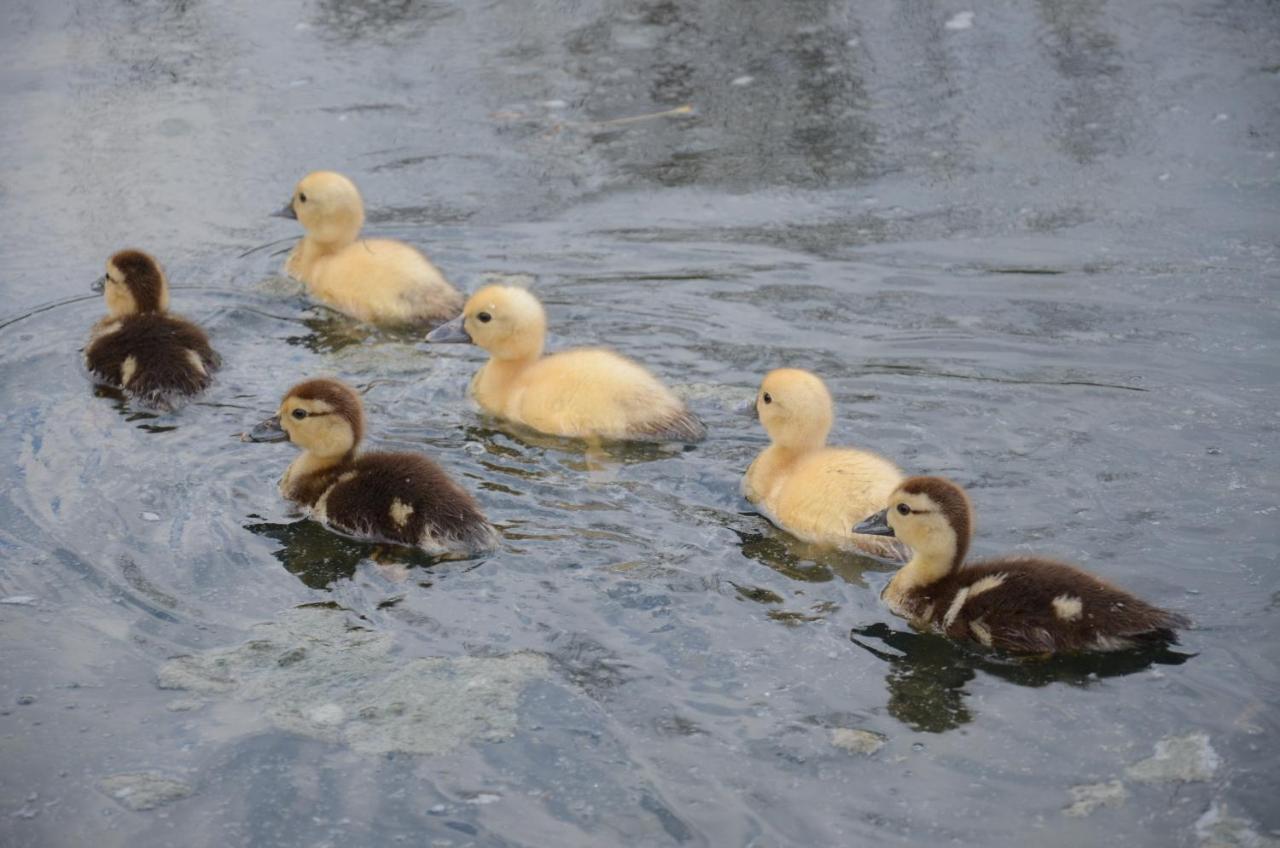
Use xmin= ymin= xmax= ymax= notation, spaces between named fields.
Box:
xmin=121 ymin=355 xmax=139 ymax=386
xmin=312 ymin=486 xmax=334 ymax=524
xmin=1089 ymin=634 xmax=1135 ymax=652
xmin=1052 ymin=594 xmax=1084 ymax=621
xmin=185 ymin=349 xmax=206 ymax=376
xmin=968 ymin=573 xmax=1007 ymax=597
xmin=969 ymin=618 xmax=993 ymax=647
xmin=942 ymin=587 xmax=971 ymax=629
xmin=389 ymin=499 xmax=414 ymax=529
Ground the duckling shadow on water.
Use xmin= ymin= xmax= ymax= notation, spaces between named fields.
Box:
xmin=849 ymin=623 xmax=1194 ymax=734
xmin=731 ymin=525 xmax=890 ymax=588
xmin=244 ymin=517 xmax=470 ymax=590
xmin=92 ymin=385 xmax=178 ymax=433
xmin=463 ymin=424 xmax=694 ymax=473
xmin=283 ymin=310 xmax=447 ymax=355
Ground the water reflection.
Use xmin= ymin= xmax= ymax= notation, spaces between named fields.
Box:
xmin=244 ymin=517 xmax=444 ymax=589
xmin=313 ymin=0 xmax=457 ymax=43
xmin=851 ymin=623 xmax=1194 ymax=733
xmin=733 ymin=526 xmax=887 ymax=586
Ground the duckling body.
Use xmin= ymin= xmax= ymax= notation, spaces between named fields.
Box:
xmin=248 ymin=378 xmax=498 ymax=556
xmin=854 ymin=476 xmax=1188 ymax=653
xmin=276 ymin=171 xmax=462 ymax=326
xmin=427 ymin=285 xmax=705 ymax=443
xmin=742 ymin=369 xmax=903 ymax=559
xmin=84 ymin=250 xmax=220 ymax=410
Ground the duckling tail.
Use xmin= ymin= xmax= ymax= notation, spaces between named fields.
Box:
xmin=634 ymin=409 xmax=707 ymax=444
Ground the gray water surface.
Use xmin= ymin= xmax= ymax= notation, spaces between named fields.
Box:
xmin=1 ymin=0 xmax=1278 ymax=846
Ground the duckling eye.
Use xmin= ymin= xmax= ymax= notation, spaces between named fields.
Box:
xmin=476 ymin=312 xmax=492 ymax=323
xmin=298 ymin=193 xmax=307 ymax=203
xmin=291 ymin=409 xmax=308 ymax=420
xmin=896 ymin=503 xmax=911 ymax=516
xmin=762 ymin=392 xmax=772 ymax=404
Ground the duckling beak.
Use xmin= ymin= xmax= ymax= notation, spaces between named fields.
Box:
xmin=737 ymin=399 xmax=759 ymax=419
xmin=425 ymin=315 xmax=472 ymax=344
xmin=270 ymin=201 xmax=298 ymax=220
xmin=91 ymin=274 xmax=106 ymax=293
xmin=853 ymin=509 xmax=895 ymax=537
xmin=245 ymin=415 xmax=289 ymax=443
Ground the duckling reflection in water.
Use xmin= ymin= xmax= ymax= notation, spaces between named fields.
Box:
xmin=742 ymin=369 xmax=905 ymax=560
xmin=426 ymin=284 xmax=706 ymax=445
xmin=245 ymin=377 xmax=499 ymax=557
xmin=854 ymin=477 xmax=1189 ymax=654
xmin=84 ymin=249 xmax=221 ymax=411
xmin=272 ymin=171 xmax=463 ymax=326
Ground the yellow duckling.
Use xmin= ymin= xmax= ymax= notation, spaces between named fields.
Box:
xmin=854 ymin=476 xmax=1189 ymax=653
xmin=272 ymin=171 xmax=463 ymax=326
xmin=245 ymin=378 xmax=499 ymax=557
xmin=742 ymin=369 xmax=904 ymax=559
xmin=84 ymin=249 xmax=221 ymax=410
xmin=425 ymin=285 xmax=706 ymax=443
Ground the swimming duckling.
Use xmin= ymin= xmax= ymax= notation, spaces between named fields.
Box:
xmin=854 ymin=476 xmax=1188 ymax=653
xmin=426 ymin=285 xmax=706 ymax=443
xmin=742 ymin=369 xmax=904 ymax=559
xmin=84 ymin=249 xmax=221 ymax=410
xmin=272 ymin=171 xmax=463 ymax=326
xmin=246 ymin=378 xmax=500 ymax=557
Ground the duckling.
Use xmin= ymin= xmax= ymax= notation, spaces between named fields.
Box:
xmin=245 ymin=377 xmax=499 ymax=557
xmin=272 ymin=171 xmax=463 ymax=326
xmin=742 ymin=369 xmax=904 ymax=559
xmin=425 ymin=285 xmax=706 ymax=443
xmin=853 ymin=476 xmax=1188 ymax=653
xmin=84 ymin=249 xmax=221 ymax=411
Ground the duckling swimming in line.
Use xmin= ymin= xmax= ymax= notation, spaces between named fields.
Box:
xmin=246 ymin=377 xmax=499 ymax=557
xmin=84 ymin=249 xmax=221 ymax=411
xmin=854 ymin=476 xmax=1188 ymax=653
xmin=426 ymin=285 xmax=706 ymax=443
xmin=742 ymin=369 xmax=904 ymax=559
xmin=273 ymin=171 xmax=463 ymax=326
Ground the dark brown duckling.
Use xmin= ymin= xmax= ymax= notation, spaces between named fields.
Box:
xmin=245 ymin=377 xmax=500 ymax=557
xmin=84 ymin=249 xmax=221 ymax=410
xmin=853 ymin=476 xmax=1188 ymax=654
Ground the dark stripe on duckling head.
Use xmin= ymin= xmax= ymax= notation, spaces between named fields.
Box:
xmin=900 ymin=476 xmax=973 ymax=571
xmin=286 ymin=378 xmax=365 ymax=446
xmin=109 ymin=249 xmax=167 ymax=313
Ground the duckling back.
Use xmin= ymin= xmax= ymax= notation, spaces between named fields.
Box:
xmin=480 ymin=348 xmax=706 ymax=443
xmin=746 ymin=446 xmax=904 ymax=558
xmin=85 ymin=314 xmax=220 ymax=410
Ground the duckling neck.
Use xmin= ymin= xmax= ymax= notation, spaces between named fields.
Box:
xmin=471 ymin=355 xmax=539 ymax=408
xmin=281 ymin=450 xmax=352 ymax=497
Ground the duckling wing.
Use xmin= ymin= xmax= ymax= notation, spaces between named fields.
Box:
xmin=513 ymin=349 xmax=704 ymax=442
xmin=944 ymin=559 xmax=1186 ymax=653
xmin=310 ymin=240 xmax=462 ymax=325
xmin=321 ymin=453 xmax=498 ymax=555
xmin=84 ymin=314 xmax=219 ymax=410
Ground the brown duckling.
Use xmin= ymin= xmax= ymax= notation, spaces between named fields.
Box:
xmin=84 ymin=249 xmax=221 ymax=410
xmin=246 ymin=378 xmax=499 ymax=557
xmin=854 ymin=476 xmax=1188 ymax=653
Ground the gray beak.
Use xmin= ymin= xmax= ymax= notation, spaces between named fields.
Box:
xmin=244 ymin=415 xmax=289 ymax=443
xmin=270 ymin=201 xmax=298 ymax=220
xmin=853 ymin=508 xmax=895 ymax=537
xmin=91 ymin=275 xmax=106 ymax=293
xmin=738 ymin=399 xmax=759 ymax=419
xmin=425 ymin=314 xmax=472 ymax=344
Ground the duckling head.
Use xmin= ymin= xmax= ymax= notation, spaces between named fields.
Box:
xmin=94 ymin=249 xmax=169 ymax=317
xmin=274 ymin=171 xmax=365 ymax=245
xmin=855 ymin=476 xmax=973 ymax=571
xmin=426 ymin=284 xmax=546 ymax=360
xmin=248 ymin=378 xmax=365 ymax=458
xmin=755 ymin=368 xmax=834 ymax=450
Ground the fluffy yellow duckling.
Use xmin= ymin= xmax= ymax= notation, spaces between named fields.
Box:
xmin=425 ymin=285 xmax=706 ymax=443
xmin=272 ymin=171 xmax=463 ymax=325
xmin=742 ymin=369 xmax=904 ymax=559
xmin=84 ymin=249 xmax=221 ymax=410
xmin=854 ymin=476 xmax=1189 ymax=653
xmin=246 ymin=378 xmax=499 ymax=557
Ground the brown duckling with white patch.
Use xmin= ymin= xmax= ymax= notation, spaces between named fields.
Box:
xmin=246 ymin=378 xmax=499 ymax=557
xmin=854 ymin=476 xmax=1188 ymax=654
xmin=85 ymin=249 xmax=221 ymax=410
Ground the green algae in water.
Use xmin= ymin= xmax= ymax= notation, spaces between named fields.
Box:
xmin=157 ymin=607 xmax=548 ymax=755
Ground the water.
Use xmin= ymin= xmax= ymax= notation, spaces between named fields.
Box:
xmin=2 ymin=0 xmax=1278 ymax=845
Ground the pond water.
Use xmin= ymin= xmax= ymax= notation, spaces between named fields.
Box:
xmin=1 ymin=0 xmax=1277 ymax=845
